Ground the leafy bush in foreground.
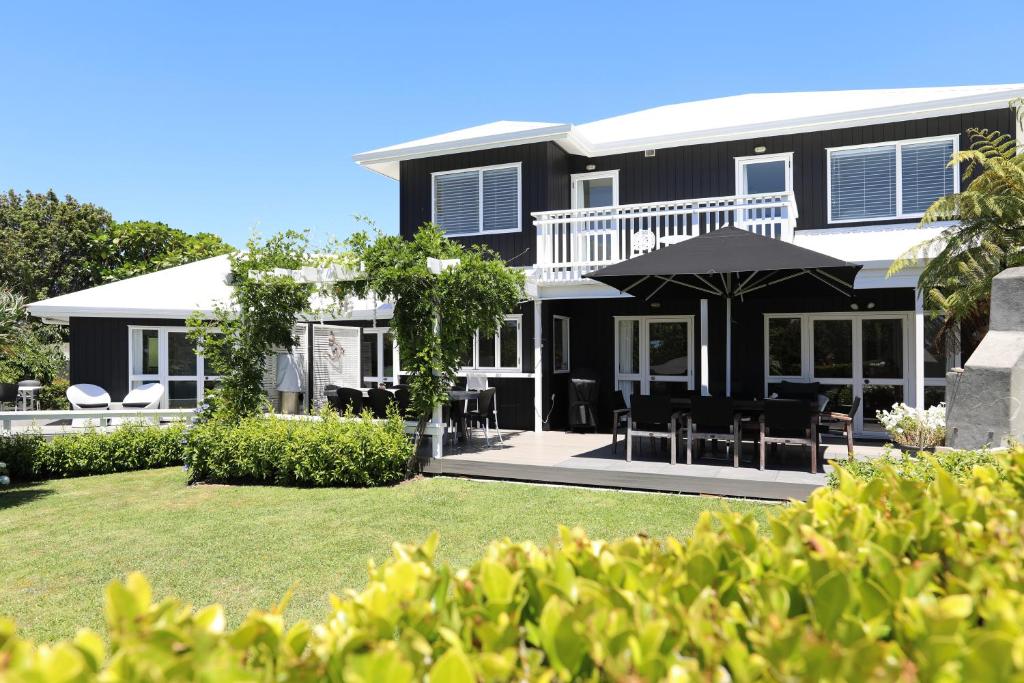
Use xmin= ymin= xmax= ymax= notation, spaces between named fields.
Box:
xmin=827 ymin=446 xmax=1001 ymax=488
xmin=4 ymin=449 xmax=1024 ymax=681
xmin=182 ymin=411 xmax=412 ymax=487
xmin=0 ymin=423 xmax=185 ymax=481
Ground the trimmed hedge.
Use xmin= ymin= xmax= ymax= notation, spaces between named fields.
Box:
xmin=0 ymin=423 xmax=186 ymax=482
xmin=182 ymin=411 xmax=412 ymax=487
xmin=4 ymin=449 xmax=1024 ymax=680
xmin=827 ymin=446 xmax=1002 ymax=488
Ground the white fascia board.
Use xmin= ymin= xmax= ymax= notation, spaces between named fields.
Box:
xmin=353 ymin=124 xmax=575 ymax=180
xmin=578 ymin=91 xmax=1024 ymax=157
xmin=26 ymin=305 xmax=218 ymax=323
xmin=534 ymin=279 xmax=636 ymax=301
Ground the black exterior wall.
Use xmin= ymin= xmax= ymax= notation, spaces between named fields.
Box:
xmin=399 ymin=108 xmax=1016 ymax=262
xmin=69 ymin=317 xmax=186 ymax=402
xmin=539 ymin=287 xmax=915 ymax=432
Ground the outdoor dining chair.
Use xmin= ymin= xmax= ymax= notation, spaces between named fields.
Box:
xmin=0 ymin=383 xmax=18 ymax=411
xmin=465 ymin=387 xmax=498 ymax=445
xmin=394 ymin=387 xmax=415 ymax=419
xmin=687 ymin=397 xmax=740 ymax=466
xmin=626 ymin=394 xmax=683 ymax=464
xmin=759 ymin=399 xmax=820 ymax=473
xmin=611 ymin=390 xmax=630 ymax=453
xmin=819 ymin=396 xmax=861 ymax=457
xmin=332 ymin=387 xmax=365 ymax=415
xmin=367 ymin=387 xmax=395 ymax=419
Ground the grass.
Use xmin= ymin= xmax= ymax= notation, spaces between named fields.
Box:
xmin=0 ymin=468 xmax=777 ymax=642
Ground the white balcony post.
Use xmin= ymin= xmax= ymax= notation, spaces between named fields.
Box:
xmin=700 ymin=299 xmax=710 ymax=396
xmin=533 ymin=299 xmax=544 ymax=432
xmin=912 ymin=293 xmax=925 ymax=410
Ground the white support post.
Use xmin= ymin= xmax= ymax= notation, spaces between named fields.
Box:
xmin=431 ymin=312 xmax=444 ymax=459
xmin=913 ymin=293 xmax=925 ymax=409
xmin=700 ymin=298 xmax=710 ymax=396
xmin=534 ymin=299 xmax=543 ymax=432
xmin=725 ymin=297 xmax=732 ymax=397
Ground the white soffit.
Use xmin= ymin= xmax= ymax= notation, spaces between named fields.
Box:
xmin=354 ymin=84 xmax=1024 ymax=179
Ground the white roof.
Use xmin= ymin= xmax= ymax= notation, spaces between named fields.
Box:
xmin=355 ymin=84 xmax=1024 ymax=179
xmin=27 ymin=255 xmax=393 ymax=324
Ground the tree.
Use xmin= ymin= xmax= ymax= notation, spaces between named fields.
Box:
xmin=889 ymin=123 xmax=1024 ymax=336
xmin=0 ymin=286 xmax=65 ymax=384
xmin=95 ymin=220 xmax=233 ymax=284
xmin=187 ymin=231 xmax=314 ymax=420
xmin=0 ymin=190 xmax=112 ymax=300
xmin=335 ymin=223 xmax=525 ymax=468
xmin=0 ymin=190 xmax=234 ymax=302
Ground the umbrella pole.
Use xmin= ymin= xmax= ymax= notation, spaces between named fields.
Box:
xmin=726 ymin=296 xmax=732 ymax=398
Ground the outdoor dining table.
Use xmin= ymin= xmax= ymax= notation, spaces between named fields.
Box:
xmin=448 ymin=389 xmax=481 ymax=441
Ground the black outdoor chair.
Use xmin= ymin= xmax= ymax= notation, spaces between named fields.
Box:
xmin=0 ymin=383 xmax=18 ymax=411
xmin=777 ymin=380 xmax=821 ymax=401
xmin=611 ymin=390 xmax=630 ymax=453
xmin=568 ymin=377 xmax=599 ymax=432
xmin=465 ymin=387 xmax=498 ymax=445
xmin=626 ymin=394 xmax=683 ymax=464
xmin=759 ymin=399 xmax=820 ymax=473
xmin=687 ymin=397 xmax=740 ymax=466
xmin=367 ymin=387 xmax=396 ymax=419
xmin=394 ymin=387 xmax=415 ymax=419
xmin=332 ymin=387 xmax=365 ymax=415
xmin=819 ymin=396 xmax=861 ymax=457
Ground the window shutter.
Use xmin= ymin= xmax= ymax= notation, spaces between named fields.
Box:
xmin=901 ymin=139 xmax=955 ymax=214
xmin=434 ymin=170 xmax=480 ymax=234
xmin=482 ymin=167 xmax=519 ymax=232
xmin=830 ymin=146 xmax=896 ymax=221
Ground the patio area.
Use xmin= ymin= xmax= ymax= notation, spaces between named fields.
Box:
xmin=423 ymin=430 xmax=890 ymax=500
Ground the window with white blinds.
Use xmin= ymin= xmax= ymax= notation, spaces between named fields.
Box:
xmin=432 ymin=163 xmax=521 ymax=235
xmin=828 ymin=136 xmax=958 ymax=222
xmin=901 ymin=139 xmax=955 ymax=214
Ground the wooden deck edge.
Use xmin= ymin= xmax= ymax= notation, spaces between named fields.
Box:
xmin=422 ymin=460 xmax=817 ymax=501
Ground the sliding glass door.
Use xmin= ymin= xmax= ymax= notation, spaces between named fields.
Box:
xmin=767 ymin=313 xmax=909 ymax=435
xmin=129 ymin=327 xmax=218 ymax=408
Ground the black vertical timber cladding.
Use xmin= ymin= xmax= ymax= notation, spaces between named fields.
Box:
xmin=69 ymin=317 xmax=186 ymax=402
xmin=399 ymin=109 xmax=1016 ymax=262
xmin=399 ymin=142 xmax=570 ymax=265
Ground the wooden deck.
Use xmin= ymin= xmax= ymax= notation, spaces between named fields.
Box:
xmin=423 ymin=430 xmax=889 ymax=501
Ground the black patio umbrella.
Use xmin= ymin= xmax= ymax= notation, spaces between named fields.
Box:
xmin=587 ymin=227 xmax=862 ymax=396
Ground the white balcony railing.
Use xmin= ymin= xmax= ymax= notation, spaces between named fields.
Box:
xmin=532 ymin=191 xmax=798 ymax=282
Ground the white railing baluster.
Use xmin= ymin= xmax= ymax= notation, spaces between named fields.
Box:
xmin=531 ymin=191 xmax=797 ymax=282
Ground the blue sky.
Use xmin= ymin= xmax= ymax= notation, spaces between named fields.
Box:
xmin=1 ymin=0 xmax=1020 ymax=248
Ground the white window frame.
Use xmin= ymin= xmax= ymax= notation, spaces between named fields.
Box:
xmin=461 ymin=314 xmax=522 ymax=373
xmin=552 ymin=315 xmax=571 ymax=374
xmin=570 ymin=169 xmax=619 ymax=209
xmin=826 ymin=134 xmax=960 ymax=224
xmin=361 ymin=327 xmax=399 ymax=386
xmin=127 ymin=326 xmax=219 ymax=409
xmin=734 ymin=152 xmax=793 ymax=194
xmin=431 ymin=162 xmax=522 ymax=235
xmin=613 ymin=315 xmax=695 ymax=398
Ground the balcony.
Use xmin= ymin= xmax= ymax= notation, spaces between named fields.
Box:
xmin=532 ymin=192 xmax=798 ymax=282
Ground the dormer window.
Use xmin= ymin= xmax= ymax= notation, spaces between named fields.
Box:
xmin=432 ymin=163 xmax=521 ymax=235
xmin=827 ymin=136 xmax=958 ymax=223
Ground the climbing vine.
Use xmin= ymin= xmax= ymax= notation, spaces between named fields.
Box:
xmin=335 ymin=223 xmax=525 ymax=461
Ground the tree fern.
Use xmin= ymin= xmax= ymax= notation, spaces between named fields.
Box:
xmin=889 ymin=113 xmax=1024 ymax=326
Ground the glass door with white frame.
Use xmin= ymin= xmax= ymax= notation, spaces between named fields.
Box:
xmin=571 ymin=171 xmax=619 ymax=265
xmin=736 ymin=154 xmax=792 ymax=194
xmin=615 ymin=317 xmax=693 ymax=403
xmin=129 ymin=327 xmax=218 ymax=408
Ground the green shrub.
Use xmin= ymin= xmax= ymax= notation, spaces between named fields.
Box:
xmin=37 ymin=378 xmax=70 ymax=410
xmin=827 ymin=446 xmax=1001 ymax=488
xmin=0 ymin=423 xmax=186 ymax=481
xmin=4 ymin=449 xmax=1024 ymax=681
xmin=183 ymin=411 xmax=412 ymax=487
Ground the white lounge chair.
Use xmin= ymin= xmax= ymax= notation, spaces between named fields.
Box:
xmin=111 ymin=383 xmax=165 ymax=425
xmin=66 ymin=383 xmax=111 ymax=427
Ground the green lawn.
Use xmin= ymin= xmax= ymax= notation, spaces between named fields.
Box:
xmin=1 ymin=468 xmax=777 ymax=642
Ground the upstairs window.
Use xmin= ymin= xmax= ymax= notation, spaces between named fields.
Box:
xmin=432 ymin=163 xmax=521 ymax=235
xmin=828 ymin=136 xmax=957 ymax=223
